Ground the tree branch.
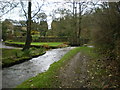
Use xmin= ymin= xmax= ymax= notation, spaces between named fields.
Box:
xmin=32 ymin=3 xmax=44 ymax=18
xmin=0 ymin=2 xmax=19 ymax=17
xmin=87 ymin=0 xmax=100 ymax=14
xmin=20 ymin=1 xmax=27 ymax=19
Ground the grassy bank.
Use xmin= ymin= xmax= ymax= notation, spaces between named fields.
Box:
xmin=2 ymin=47 xmax=46 ymax=68
xmin=17 ymin=47 xmax=92 ymax=88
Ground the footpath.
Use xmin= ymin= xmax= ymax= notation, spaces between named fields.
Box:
xmin=58 ymin=52 xmax=90 ymax=88
xmin=57 ymin=51 xmax=119 ymax=88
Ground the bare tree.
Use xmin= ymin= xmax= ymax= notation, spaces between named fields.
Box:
xmin=71 ymin=0 xmax=99 ymax=46
xmin=0 ymin=1 xmax=19 ymax=17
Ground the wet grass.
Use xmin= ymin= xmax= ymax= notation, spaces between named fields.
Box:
xmin=2 ymin=48 xmax=46 ymax=67
xmin=16 ymin=47 xmax=91 ymax=88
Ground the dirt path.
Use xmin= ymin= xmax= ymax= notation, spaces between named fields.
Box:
xmin=58 ymin=52 xmax=90 ymax=88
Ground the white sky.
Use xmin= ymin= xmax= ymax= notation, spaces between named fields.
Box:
xmin=1 ymin=0 xmax=118 ymax=29
xmin=1 ymin=0 xmax=71 ymax=29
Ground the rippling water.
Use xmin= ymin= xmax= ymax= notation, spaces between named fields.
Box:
xmin=2 ymin=47 xmax=74 ymax=88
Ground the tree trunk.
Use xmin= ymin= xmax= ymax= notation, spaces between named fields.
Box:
xmin=22 ymin=1 xmax=32 ymax=51
xmin=75 ymin=2 xmax=78 ymax=45
xmin=78 ymin=2 xmax=82 ymax=46
xmin=70 ymin=1 xmax=75 ymax=46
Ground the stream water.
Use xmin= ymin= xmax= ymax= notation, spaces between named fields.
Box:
xmin=2 ymin=45 xmax=74 ymax=88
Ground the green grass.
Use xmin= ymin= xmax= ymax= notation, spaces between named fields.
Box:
xmin=2 ymin=49 xmax=22 ymax=65
xmin=5 ymin=41 xmax=63 ymax=47
xmin=2 ymin=48 xmax=45 ymax=67
xmin=2 ymin=49 xmax=21 ymax=58
xmin=16 ymin=47 xmax=92 ymax=88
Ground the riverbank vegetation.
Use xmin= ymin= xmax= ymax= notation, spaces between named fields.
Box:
xmin=2 ymin=47 xmax=46 ymax=68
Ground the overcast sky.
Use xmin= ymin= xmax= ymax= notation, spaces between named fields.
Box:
xmin=1 ymin=0 xmax=118 ymax=29
xmin=1 ymin=0 xmax=73 ymax=29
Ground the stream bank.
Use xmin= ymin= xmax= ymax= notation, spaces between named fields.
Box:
xmin=2 ymin=45 xmax=46 ymax=68
xmin=2 ymin=47 xmax=74 ymax=88
xmin=17 ymin=47 xmax=119 ymax=88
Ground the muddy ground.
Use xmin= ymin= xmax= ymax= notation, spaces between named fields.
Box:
xmin=58 ymin=52 xmax=90 ymax=88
